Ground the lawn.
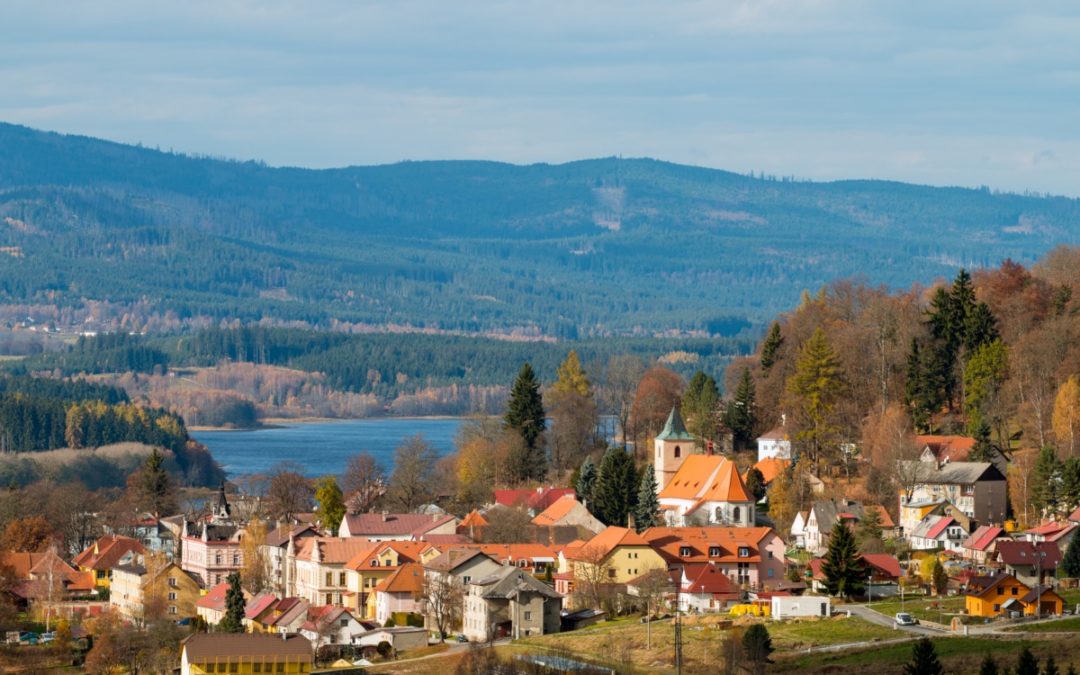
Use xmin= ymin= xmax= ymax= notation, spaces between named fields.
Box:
xmin=1006 ymin=615 xmax=1080 ymax=633
xmin=768 ymin=616 xmax=899 ymax=650
xmin=861 ymin=595 xmax=967 ymax=625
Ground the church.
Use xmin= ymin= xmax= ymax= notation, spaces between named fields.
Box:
xmin=653 ymin=407 xmax=756 ymax=527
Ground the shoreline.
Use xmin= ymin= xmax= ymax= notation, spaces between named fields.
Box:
xmin=189 ymin=414 xmax=472 ymax=433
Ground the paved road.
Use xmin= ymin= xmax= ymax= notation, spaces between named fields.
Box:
xmin=845 ymin=604 xmax=944 ymax=637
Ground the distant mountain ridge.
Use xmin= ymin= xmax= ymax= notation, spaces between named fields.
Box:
xmin=0 ymin=121 xmax=1077 ymax=338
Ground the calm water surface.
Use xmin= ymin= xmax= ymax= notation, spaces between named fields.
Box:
xmin=191 ymin=418 xmax=463 ymax=479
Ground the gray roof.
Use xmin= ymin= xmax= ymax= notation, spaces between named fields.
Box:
xmin=904 ymin=461 xmax=1004 ymax=484
xmin=471 ymin=567 xmax=562 ymax=600
xmin=656 ymin=407 xmax=694 ymax=442
xmin=810 ymin=500 xmax=865 ymax=536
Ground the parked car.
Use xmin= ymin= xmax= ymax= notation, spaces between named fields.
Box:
xmin=456 ymin=634 xmax=468 ymax=643
xmin=895 ymin=613 xmax=918 ymax=626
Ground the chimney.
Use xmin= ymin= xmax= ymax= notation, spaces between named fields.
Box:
xmin=382 ymin=511 xmax=388 ymax=522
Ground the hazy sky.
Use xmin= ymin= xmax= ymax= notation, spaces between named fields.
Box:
xmin=2 ymin=1 xmax=1079 ymax=195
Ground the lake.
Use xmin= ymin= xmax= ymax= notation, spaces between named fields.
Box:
xmin=191 ymin=418 xmax=464 ymax=479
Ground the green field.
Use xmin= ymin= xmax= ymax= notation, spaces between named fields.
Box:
xmin=768 ymin=617 xmax=898 ymax=650
xmin=1006 ymin=616 xmax=1080 ymax=633
xmin=862 ymin=595 xmax=968 ymax=625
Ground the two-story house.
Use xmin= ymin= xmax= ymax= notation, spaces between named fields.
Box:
xmin=640 ymin=526 xmax=786 ymax=590
xmin=462 ymin=567 xmax=562 ymax=642
xmin=291 ymin=537 xmax=374 ymax=607
xmin=110 ymin=557 xmax=201 ymax=624
xmin=338 ymin=512 xmax=457 ymax=541
xmin=72 ymin=534 xmax=147 ymax=592
xmin=558 ymin=527 xmax=667 ymax=606
xmin=898 ymin=461 xmax=1006 ymax=528
xmin=343 ymin=540 xmax=440 ymax=619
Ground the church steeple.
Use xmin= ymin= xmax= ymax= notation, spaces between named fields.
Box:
xmin=654 ymin=406 xmax=696 ymax=492
xmin=214 ymin=481 xmax=231 ymax=520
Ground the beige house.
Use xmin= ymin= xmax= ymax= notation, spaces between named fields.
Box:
xmin=531 ymin=495 xmax=604 ymax=537
xmin=338 ymin=512 xmax=457 ymax=541
xmin=291 ymin=537 xmax=374 ymax=607
xmin=898 ymin=461 xmax=1007 ymax=527
xmin=111 ymin=557 xmax=201 ymax=624
xmin=462 ymin=567 xmax=562 ymax=642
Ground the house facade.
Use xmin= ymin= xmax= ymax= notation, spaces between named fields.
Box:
xmin=641 ymin=526 xmax=786 ymax=589
xmin=898 ymin=461 xmax=1007 ymax=526
xmin=338 ymin=512 xmax=457 ymax=541
xmin=291 ymin=537 xmax=373 ymax=607
xmin=657 ymin=455 xmax=755 ymax=527
xmin=179 ymin=633 xmax=313 ymax=675
xmin=111 ymin=559 xmax=201 ymax=624
xmin=462 ymin=567 xmax=562 ymax=642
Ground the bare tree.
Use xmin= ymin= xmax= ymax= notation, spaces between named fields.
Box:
xmin=342 ymin=452 xmax=386 ymax=514
xmin=266 ymin=462 xmax=313 ymax=522
xmin=423 ymin=572 xmax=463 ymax=638
xmin=241 ymin=518 xmax=273 ymax=594
xmin=387 ymin=436 xmax=438 ymax=512
xmin=571 ymin=545 xmax=616 ymax=613
xmin=601 ymin=355 xmax=644 ymax=450
xmin=481 ymin=506 xmax=535 ymax=544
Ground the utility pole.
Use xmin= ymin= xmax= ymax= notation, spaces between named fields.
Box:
xmin=674 ymin=565 xmax=683 ymax=675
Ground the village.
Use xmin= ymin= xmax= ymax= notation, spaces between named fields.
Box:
xmin=4 ymin=403 xmax=1079 ymax=674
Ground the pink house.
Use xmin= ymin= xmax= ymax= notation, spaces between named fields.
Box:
xmin=373 ymin=563 xmax=426 ymax=625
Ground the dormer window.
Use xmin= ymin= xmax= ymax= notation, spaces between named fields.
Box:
xmin=371 ymin=559 xmax=379 ymax=567
xmin=738 ymin=546 xmax=750 ymax=558
xmin=708 ymin=547 xmax=721 ymax=558
xmin=680 ymin=546 xmax=692 ymax=557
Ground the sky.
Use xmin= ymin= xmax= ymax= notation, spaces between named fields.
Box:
xmin=2 ymin=1 xmax=1079 ymax=195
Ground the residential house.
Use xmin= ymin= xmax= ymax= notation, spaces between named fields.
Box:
xmin=1019 ymin=586 xmax=1064 ymax=617
xmin=493 ymin=487 xmax=576 ymax=515
xmin=799 ymin=500 xmax=893 ymax=553
xmin=916 ymin=435 xmax=975 ymax=464
xmin=457 ymin=510 xmax=489 ymax=540
xmin=898 ymin=461 xmax=1007 ymax=526
xmin=179 ymin=633 xmax=312 ymax=675
xmin=475 ymin=543 xmax=559 ymax=576
xmin=344 ymin=540 xmax=440 ymax=619
xmin=373 ymin=562 xmax=426 ymax=625
xmin=807 ymin=554 xmax=900 ymax=596
xmin=247 ymin=597 xmax=310 ymax=635
xmin=531 ymin=495 xmax=605 ymax=539
xmin=242 ymin=593 xmax=278 ymax=632
xmin=338 ymin=512 xmax=457 ymax=541
xmin=422 ymin=548 xmax=504 ymax=631
xmin=13 ymin=549 xmax=95 ymax=607
xmin=993 ymin=541 xmax=1061 ymax=587
xmin=558 ymin=527 xmax=667 ymax=603
xmin=899 ymin=500 xmax=971 ymax=542
xmin=907 ymin=514 xmax=969 ymax=552
xmin=961 ymin=526 xmax=1008 ymax=565
xmin=181 ymin=521 xmax=246 ymax=588
xmin=110 ymin=558 xmax=201 ymax=624
xmin=264 ymin=523 xmax=319 ymax=597
xmin=291 ymin=537 xmax=373 ymax=607
xmin=672 ymin=563 xmax=742 ymax=612
xmin=299 ymin=606 xmax=366 ymax=647
xmin=756 ymin=417 xmax=791 ymax=462
xmin=72 ymin=534 xmax=147 ymax=591
xmin=462 ymin=567 xmax=562 ymax=642
xmin=1021 ymin=522 xmax=1078 ymax=550
xmin=352 ymin=627 xmax=428 ymax=656
xmin=642 ymin=527 xmax=787 ymax=590
xmin=195 ymin=581 xmax=242 ymax=626
xmin=789 ymin=512 xmax=810 ymax=549
xmin=657 ymin=455 xmax=755 ymax=527
xmin=965 ymin=573 xmax=1031 ymax=618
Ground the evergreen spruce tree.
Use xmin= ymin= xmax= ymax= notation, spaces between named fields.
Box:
xmin=1063 ymin=525 xmax=1080 ymax=579
xmin=725 ymin=369 xmax=757 ymax=451
xmin=745 ymin=467 xmax=767 ymax=503
xmin=1044 ymin=655 xmax=1060 ymax=675
xmin=760 ymin=322 xmax=784 ymax=372
xmin=1065 ymin=664 xmax=1077 ymax=675
xmin=930 ymin=558 xmax=948 ymax=596
xmin=969 ymin=422 xmax=995 ymax=463
xmin=140 ymin=447 xmax=176 ymax=518
xmin=218 ymin=572 xmax=245 ymax=633
xmin=787 ymin=328 xmax=846 ymax=472
xmin=1061 ymin=459 xmax=1080 ymax=512
xmin=576 ymin=456 xmax=597 ymax=508
xmin=978 ymin=653 xmax=999 ymax=675
xmin=633 ymin=467 xmax=660 ymax=532
xmin=593 ymin=447 xmax=637 ymax=527
xmin=505 ymin=363 xmax=546 ymax=450
xmin=902 ymin=637 xmax=943 ymax=675
xmin=820 ymin=519 xmax=864 ymax=598
xmin=905 ymin=338 xmax=931 ymax=431
xmin=964 ymin=302 xmax=1000 ymax=352
xmin=742 ymin=623 xmax=774 ymax=675
xmin=1016 ymin=647 xmax=1040 ymax=675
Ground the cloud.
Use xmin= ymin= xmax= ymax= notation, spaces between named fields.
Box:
xmin=0 ymin=1 xmax=1078 ymax=194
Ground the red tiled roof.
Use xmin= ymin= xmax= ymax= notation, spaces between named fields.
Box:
xmin=748 ymin=458 xmax=790 ymax=485
xmin=196 ymin=582 xmax=232 ymax=610
xmin=566 ymin=527 xmax=650 ymax=561
xmin=660 ymin=456 xmax=752 ymax=503
xmin=72 ymin=535 xmax=146 ymax=571
xmin=996 ymin=541 xmax=1062 ymax=568
xmin=493 ymin=487 xmax=575 ymax=511
xmin=915 ymin=434 xmax=976 ymax=463
xmin=532 ymin=495 xmax=585 ymax=527
xmin=341 ymin=513 xmax=456 ymax=537
xmin=639 ymin=527 xmax=775 ymax=565
xmin=683 ymin=563 xmax=742 ymax=595
xmin=963 ymin=525 xmax=1006 ymax=552
xmin=0 ymin=551 xmax=46 ymax=579
xmin=925 ymin=517 xmax=954 ymax=540
xmin=460 ymin=510 xmax=489 ymax=528
xmin=374 ymin=562 xmax=425 ymax=594
xmin=244 ymin=593 xmax=278 ymax=620
xmin=296 ymin=537 xmax=377 ymax=565
xmin=859 ymin=554 xmax=901 ymax=579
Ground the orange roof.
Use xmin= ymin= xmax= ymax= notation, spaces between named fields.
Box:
xmin=296 ymin=538 xmax=377 ymax=565
xmin=374 ymin=562 xmax=425 ymax=594
xmin=344 ymin=540 xmax=431 ymax=571
xmin=915 ymin=435 xmax=976 ymax=463
xmin=72 ymin=535 xmax=146 ymax=571
xmin=749 ymin=458 xmax=790 ymax=485
xmin=565 ymin=527 xmax=649 ymax=561
xmin=0 ymin=551 xmax=46 ymax=579
xmin=532 ymin=496 xmax=584 ymax=527
xmin=640 ymin=527 xmax=776 ymax=564
xmin=460 ymin=510 xmax=489 ymax=528
xmin=660 ymin=456 xmax=752 ymax=503
xmin=196 ymin=581 xmax=232 ymax=610
xmin=864 ymin=504 xmax=896 ymax=529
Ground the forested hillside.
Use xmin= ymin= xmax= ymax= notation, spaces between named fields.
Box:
xmin=2 ymin=122 xmax=1078 ymax=337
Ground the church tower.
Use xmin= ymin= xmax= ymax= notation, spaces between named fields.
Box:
xmin=654 ymin=407 xmax=695 ymax=491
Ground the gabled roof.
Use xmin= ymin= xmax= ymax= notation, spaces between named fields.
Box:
xmin=748 ymin=458 xmax=790 ymax=485
xmin=682 ymin=563 xmax=741 ymax=595
xmin=300 ymin=606 xmax=355 ymax=632
xmin=0 ymin=551 xmax=46 ymax=579
xmin=566 ymin=527 xmax=650 ymax=561
xmin=295 ymin=537 xmax=377 ymax=565
xmin=915 ymin=435 xmax=976 ymax=463
xmin=965 ymin=572 xmax=1022 ymax=598
xmin=656 ymin=407 xmax=694 ymax=441
xmin=1023 ymin=522 xmax=1078 ymax=543
xmin=639 ymin=527 xmax=776 ymax=564
xmin=196 ymin=582 xmax=234 ymax=610
xmin=469 ymin=567 xmax=562 ymax=600
xmin=659 ymin=456 xmax=752 ymax=504
xmin=262 ymin=598 xmax=309 ymax=628
xmin=859 ymin=554 xmax=901 ymax=579
xmin=995 ymin=541 xmax=1061 ymax=568
xmin=532 ymin=495 xmax=586 ymax=527
xmin=910 ymin=514 xmax=959 ymax=540
xmin=901 ymin=461 xmax=1005 ymax=485
xmin=342 ymin=513 xmax=457 ymax=537
xmin=72 ymin=535 xmax=146 ymax=571
xmin=493 ymin=487 xmax=576 ymax=511
xmin=757 ymin=423 xmax=789 ymax=441
xmin=460 ymin=510 xmax=489 ymax=528
xmin=344 ymin=540 xmax=430 ymax=572
xmin=963 ymin=525 xmax=1006 ymax=552
xmin=244 ymin=593 xmax=278 ymax=620
xmin=423 ymin=548 xmax=496 ymax=573
xmin=374 ymin=563 xmax=425 ymax=594
xmin=182 ymin=634 xmax=312 ymax=661
xmin=265 ymin=523 xmax=319 ymax=548
xmin=1019 ymin=585 xmax=1064 ymax=604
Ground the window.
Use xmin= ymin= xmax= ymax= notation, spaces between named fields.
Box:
xmin=168 ymin=592 xmax=177 ymax=600
xmin=732 ymin=506 xmax=741 ymax=522
xmin=1011 ymin=587 xmax=1018 ymax=595
xmin=230 ymin=665 xmax=238 ymax=674
xmin=215 ymin=554 xmax=223 ymax=565
xmin=709 ymin=547 xmax=720 ymax=557
xmin=233 ymin=554 xmax=240 ymax=566
xmin=608 ymin=569 xmax=616 ymax=579
xmin=371 ymin=559 xmax=379 ymax=567
xmin=277 ymin=663 xmax=285 ymax=673
xmin=326 ymin=593 xmax=333 ymax=605
xmin=674 ymin=446 xmax=681 ymax=458
xmin=168 ymin=577 xmax=177 ymax=587
xmin=254 ymin=664 xmax=262 ymax=673
xmin=341 ymin=618 xmax=348 ymax=627
xmin=326 ymin=572 xmax=333 ymax=586
xmin=738 ymin=547 xmax=750 ymax=558
xmin=997 ymin=587 xmax=1004 ymax=595
xmin=767 ymin=551 xmax=774 ymax=560
xmin=524 ymin=611 xmax=532 ymax=621
xmin=767 ymin=569 xmax=774 ymax=578
xmin=169 ymin=605 xmax=177 ymax=614
xmin=463 ymin=576 xmax=471 ymax=584
xmin=993 ymin=604 xmax=1000 ymax=612
xmin=339 ymin=572 xmax=346 ymax=586
xmin=680 ymin=546 xmax=692 ymax=557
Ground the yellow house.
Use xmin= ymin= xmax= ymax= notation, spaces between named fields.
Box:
xmin=344 ymin=541 xmax=441 ymax=619
xmin=111 ymin=557 xmax=201 ymax=624
xmin=180 ymin=633 xmax=312 ymax=675
xmin=560 ymin=527 xmax=667 ymax=606
xmin=72 ymin=534 xmax=147 ymax=590
xmin=1021 ymin=586 xmax=1064 ymax=617
xmin=965 ymin=573 xmax=1030 ymax=618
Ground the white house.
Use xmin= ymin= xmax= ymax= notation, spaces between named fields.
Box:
xmin=770 ymin=595 xmax=831 ymax=619
xmin=657 ymin=455 xmax=755 ymax=527
xmin=756 ymin=416 xmax=791 ymax=462
xmin=907 ymin=514 xmax=968 ymax=552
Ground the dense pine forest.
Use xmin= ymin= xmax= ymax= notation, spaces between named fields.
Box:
xmin=2 ymin=122 xmax=1080 ymax=338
